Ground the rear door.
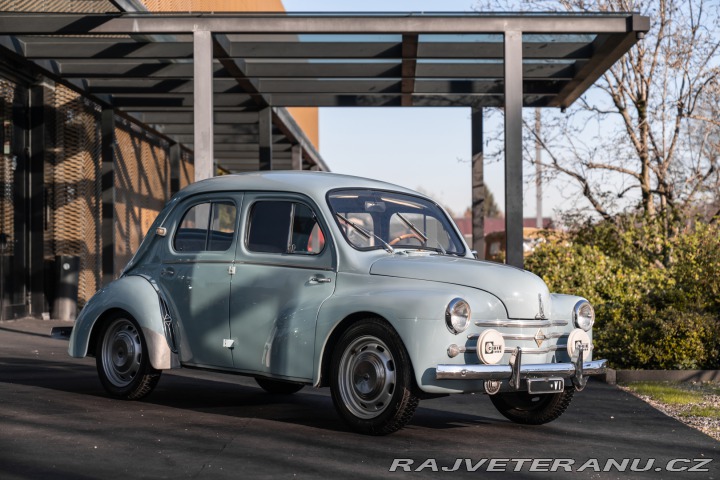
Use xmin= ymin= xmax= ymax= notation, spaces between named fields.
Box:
xmin=157 ymin=193 xmax=241 ymax=369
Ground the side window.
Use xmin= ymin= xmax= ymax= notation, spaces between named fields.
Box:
xmin=247 ymin=201 xmax=325 ymax=255
xmin=174 ymin=201 xmax=237 ymax=252
xmin=291 ymin=203 xmax=325 ymax=254
xmin=247 ymin=201 xmax=292 ymax=253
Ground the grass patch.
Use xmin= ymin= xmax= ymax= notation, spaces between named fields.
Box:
xmin=681 ymin=406 xmax=720 ymax=419
xmin=624 ymin=382 xmax=703 ymax=405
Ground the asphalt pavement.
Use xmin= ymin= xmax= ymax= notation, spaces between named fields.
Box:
xmin=0 ymin=318 xmax=717 ymax=479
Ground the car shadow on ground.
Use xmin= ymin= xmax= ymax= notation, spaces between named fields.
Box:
xmin=0 ymin=353 xmax=499 ymax=434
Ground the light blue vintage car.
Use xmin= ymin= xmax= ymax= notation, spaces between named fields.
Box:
xmin=68 ymin=171 xmax=606 ymax=435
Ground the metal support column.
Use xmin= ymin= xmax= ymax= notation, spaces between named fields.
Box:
xmin=193 ymin=30 xmax=214 ymax=181
xmin=258 ymin=107 xmax=273 ymax=171
xmin=471 ymin=108 xmax=485 ymax=259
xmin=504 ymin=31 xmax=524 ymax=268
xmin=28 ymin=83 xmax=48 ymax=315
xmin=291 ymin=144 xmax=303 ymax=170
xmin=100 ymin=107 xmax=115 ymax=286
xmin=535 ymin=108 xmax=543 ymax=228
xmin=169 ymin=142 xmax=181 ymax=195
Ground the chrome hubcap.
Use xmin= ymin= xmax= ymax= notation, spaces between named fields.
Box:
xmin=101 ymin=319 xmax=143 ymax=387
xmin=338 ymin=336 xmax=396 ymax=419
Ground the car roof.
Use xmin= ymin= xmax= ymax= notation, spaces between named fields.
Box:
xmin=174 ymin=171 xmax=422 ymax=201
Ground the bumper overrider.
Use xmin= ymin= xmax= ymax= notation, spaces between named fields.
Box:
xmin=436 ymin=348 xmax=607 ymax=392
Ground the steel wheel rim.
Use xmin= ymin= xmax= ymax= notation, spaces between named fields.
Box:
xmin=338 ymin=335 xmax=396 ymax=420
xmin=101 ymin=319 xmax=143 ymax=388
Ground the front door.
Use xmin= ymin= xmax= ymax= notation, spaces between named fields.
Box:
xmin=157 ymin=194 xmax=241 ymax=369
xmin=230 ymin=194 xmax=336 ymax=381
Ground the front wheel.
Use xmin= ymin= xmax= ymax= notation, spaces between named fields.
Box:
xmin=330 ymin=318 xmax=419 ymax=435
xmin=96 ymin=314 xmax=160 ymax=400
xmin=489 ymin=388 xmax=574 ymax=425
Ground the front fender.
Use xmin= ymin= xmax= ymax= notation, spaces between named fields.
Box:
xmin=313 ymin=273 xmax=507 ymax=390
xmin=68 ymin=275 xmax=175 ymax=370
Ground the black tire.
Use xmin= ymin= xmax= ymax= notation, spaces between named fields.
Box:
xmin=95 ymin=313 xmax=161 ymax=400
xmin=489 ymin=388 xmax=574 ymax=425
xmin=255 ymin=377 xmax=304 ymax=395
xmin=330 ymin=318 xmax=419 ymax=435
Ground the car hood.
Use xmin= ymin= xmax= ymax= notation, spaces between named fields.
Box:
xmin=369 ymin=254 xmax=551 ymax=319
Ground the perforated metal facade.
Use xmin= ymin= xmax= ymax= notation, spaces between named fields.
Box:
xmin=0 ymin=80 xmax=15 ymax=258
xmin=48 ymin=85 xmax=102 ymax=307
xmin=113 ymin=116 xmax=171 ymax=273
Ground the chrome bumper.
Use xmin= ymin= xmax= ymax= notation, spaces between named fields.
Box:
xmin=436 ymin=348 xmax=607 ymax=390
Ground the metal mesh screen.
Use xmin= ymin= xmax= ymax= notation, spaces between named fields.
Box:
xmin=50 ymin=84 xmax=102 ymax=308
xmin=113 ymin=117 xmax=171 ymax=274
xmin=0 ymin=80 xmax=15 ymax=258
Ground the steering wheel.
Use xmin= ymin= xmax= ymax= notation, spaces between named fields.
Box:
xmin=389 ymin=233 xmax=424 ymax=246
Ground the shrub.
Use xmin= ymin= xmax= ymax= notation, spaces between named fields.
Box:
xmin=525 ymin=218 xmax=720 ymax=370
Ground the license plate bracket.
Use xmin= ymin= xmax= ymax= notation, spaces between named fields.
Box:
xmin=527 ymin=377 xmax=565 ymax=394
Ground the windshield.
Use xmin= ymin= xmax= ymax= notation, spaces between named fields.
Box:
xmin=327 ymin=189 xmax=466 ymax=255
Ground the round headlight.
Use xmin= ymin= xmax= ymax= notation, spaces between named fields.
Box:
xmin=573 ymin=300 xmax=595 ymax=331
xmin=445 ymin=298 xmax=471 ymax=334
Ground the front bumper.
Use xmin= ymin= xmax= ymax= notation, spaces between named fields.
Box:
xmin=436 ymin=348 xmax=607 ymax=391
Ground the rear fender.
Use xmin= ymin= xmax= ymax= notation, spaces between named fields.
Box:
xmin=68 ymin=275 xmax=177 ymax=370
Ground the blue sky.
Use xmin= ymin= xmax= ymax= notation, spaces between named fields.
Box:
xmin=282 ymin=0 xmax=553 ymax=218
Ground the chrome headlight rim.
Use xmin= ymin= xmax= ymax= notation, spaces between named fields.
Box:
xmin=572 ymin=300 xmax=595 ymax=332
xmin=445 ymin=298 xmax=471 ymax=334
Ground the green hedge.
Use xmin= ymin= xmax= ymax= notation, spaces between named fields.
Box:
xmin=525 ymin=219 xmax=720 ymax=370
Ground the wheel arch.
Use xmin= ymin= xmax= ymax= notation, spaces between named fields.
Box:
xmin=87 ymin=307 xmax=128 ymax=357
xmin=68 ymin=275 xmax=175 ymax=370
xmin=316 ymin=312 xmax=417 ymax=391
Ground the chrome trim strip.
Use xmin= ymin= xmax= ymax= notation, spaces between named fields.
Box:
xmin=473 ymin=319 xmax=569 ymax=328
xmin=436 ymin=359 xmax=607 ymax=381
xmin=163 ymin=259 xmax=334 ymax=271
xmin=163 ymin=259 xmax=232 ymax=265
xmin=448 ymin=343 xmax=587 ymax=356
xmin=446 ymin=347 xmax=573 ymax=363
xmin=236 ymin=261 xmax=335 ymax=272
xmin=502 ymin=332 xmax=566 ymax=341
xmin=503 ymin=344 xmax=567 ymax=354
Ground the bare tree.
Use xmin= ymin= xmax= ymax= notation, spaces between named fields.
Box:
xmin=480 ymin=0 xmax=720 ymax=224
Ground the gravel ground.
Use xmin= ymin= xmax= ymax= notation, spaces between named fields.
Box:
xmin=620 ymin=383 xmax=720 ymax=442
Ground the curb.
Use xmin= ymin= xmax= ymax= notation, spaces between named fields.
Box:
xmin=601 ymin=369 xmax=720 ymax=385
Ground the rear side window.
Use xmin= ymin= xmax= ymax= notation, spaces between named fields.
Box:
xmin=174 ymin=201 xmax=237 ymax=252
xmin=247 ymin=201 xmax=325 ymax=255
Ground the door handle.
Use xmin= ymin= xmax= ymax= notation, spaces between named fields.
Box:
xmin=161 ymin=267 xmax=175 ymax=277
xmin=309 ymin=276 xmax=331 ymax=284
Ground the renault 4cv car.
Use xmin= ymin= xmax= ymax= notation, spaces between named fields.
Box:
xmin=68 ymin=171 xmax=606 ymax=435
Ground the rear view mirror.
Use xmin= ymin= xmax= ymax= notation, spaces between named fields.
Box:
xmin=364 ymin=201 xmax=386 ymax=213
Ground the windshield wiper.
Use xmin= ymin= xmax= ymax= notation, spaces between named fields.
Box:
xmin=396 ymin=213 xmax=428 ymax=242
xmin=396 ymin=213 xmax=447 ymax=254
xmin=335 ymin=213 xmax=394 ymax=254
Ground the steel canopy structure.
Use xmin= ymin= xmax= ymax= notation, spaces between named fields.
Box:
xmin=0 ymin=11 xmax=649 ymax=267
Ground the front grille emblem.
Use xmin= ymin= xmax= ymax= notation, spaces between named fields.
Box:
xmin=535 ymin=329 xmax=547 ymax=347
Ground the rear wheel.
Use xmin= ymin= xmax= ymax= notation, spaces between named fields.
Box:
xmin=96 ymin=314 xmax=160 ymax=400
xmin=330 ymin=318 xmax=419 ymax=435
xmin=489 ymin=388 xmax=574 ymax=425
xmin=255 ymin=377 xmax=304 ymax=394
